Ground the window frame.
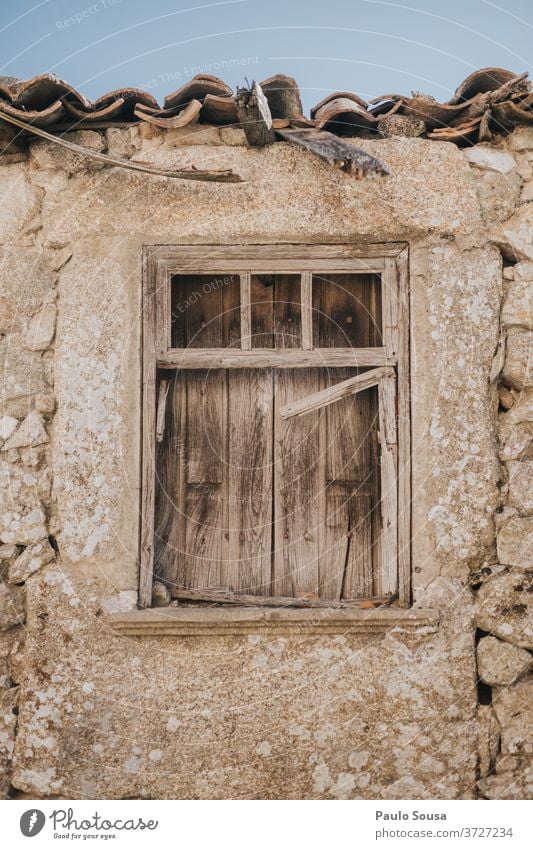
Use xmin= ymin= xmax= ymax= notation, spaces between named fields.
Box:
xmin=140 ymin=243 xmax=411 ymax=609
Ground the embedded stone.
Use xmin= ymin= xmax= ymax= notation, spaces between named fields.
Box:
xmin=0 ymin=335 xmax=47 ymax=418
xmin=167 ymin=125 xmax=223 ymax=146
xmin=491 ymin=204 xmax=533 ymax=261
xmin=151 ymin=581 xmax=171 ymax=607
xmin=477 ymin=704 xmax=500 ymax=779
xmin=514 ymin=261 xmax=533 ymax=281
xmin=219 ymin=127 xmax=247 ymax=146
xmin=508 ymin=460 xmax=533 ymax=511
xmin=499 ymin=422 xmax=533 ymax=461
xmin=0 ymin=584 xmax=25 ymax=630
xmin=478 ymin=758 xmax=533 ymax=799
xmin=0 ymin=685 xmax=19 ymax=795
xmin=106 ymin=127 xmax=141 ymax=159
xmin=501 ymin=388 xmax=533 ymax=425
xmin=520 ymin=181 xmax=533 ymax=203
xmin=34 ymin=393 xmax=55 ymax=415
xmin=0 ymin=461 xmax=48 ymax=545
xmin=497 ymin=516 xmax=533 ymax=567
xmin=64 ymin=130 xmax=105 ymax=152
xmin=501 ymin=280 xmax=533 ymax=330
xmin=475 ymin=568 xmax=533 ymax=649
xmin=492 ymin=677 xmax=532 ymax=725
xmin=2 ymin=410 xmax=48 ymax=451
xmin=477 ymin=635 xmax=531 ymax=686
xmin=509 ymin=126 xmax=533 ymax=151
xmin=24 ymin=303 xmax=57 ymax=352
xmin=501 ymin=331 xmax=533 ymax=390
xmin=0 ymin=544 xmax=18 ymax=561
xmin=474 ymin=170 xmax=521 ymax=223
xmin=465 ymin=146 xmax=516 ymax=174
xmin=0 ymin=416 xmax=18 ymax=442
xmin=500 ymin=713 xmax=532 ymax=756
xmin=8 ymin=539 xmax=54 ymax=584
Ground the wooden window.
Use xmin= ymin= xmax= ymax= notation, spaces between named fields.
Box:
xmin=141 ymin=245 xmax=410 ymax=609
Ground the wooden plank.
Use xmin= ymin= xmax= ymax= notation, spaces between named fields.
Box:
xmin=383 ymin=258 xmax=400 ymax=358
xmin=322 ymin=367 xmax=377 ymax=600
xmin=396 ymin=248 xmax=411 ymax=606
xmin=280 ymin=366 xmax=394 ymax=419
xmin=275 ymin=128 xmax=390 ymax=177
xmin=139 ymin=249 xmax=158 ymax=608
xmin=170 ymin=586 xmax=391 ymax=608
xmin=240 ymin=271 xmax=252 ymax=350
xmin=154 ymin=374 xmax=184 ymax=591
xmin=273 ymin=369 xmax=322 ymax=597
xmin=145 ymin=243 xmax=403 ymax=267
xmin=379 ymin=374 xmax=398 ymax=596
xmin=301 ymin=271 xmax=313 ymax=350
xmin=182 ymin=370 xmax=226 ymax=589
xmin=339 ymin=492 xmax=374 ymax=599
xmin=226 ymin=369 xmax=273 ymax=594
xmin=159 ymin=348 xmax=394 ymax=369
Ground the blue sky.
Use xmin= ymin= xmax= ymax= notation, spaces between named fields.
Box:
xmin=0 ymin=0 xmax=531 ymax=110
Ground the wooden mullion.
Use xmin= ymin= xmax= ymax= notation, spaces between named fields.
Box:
xmin=155 ymin=264 xmax=171 ymax=357
xmin=240 ymin=271 xmax=252 ymax=350
xmin=158 ymin=348 xmax=394 ymax=370
xmin=301 ymin=271 xmax=313 ymax=350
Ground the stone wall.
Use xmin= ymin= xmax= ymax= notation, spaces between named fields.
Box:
xmin=0 ymin=122 xmax=531 ymax=799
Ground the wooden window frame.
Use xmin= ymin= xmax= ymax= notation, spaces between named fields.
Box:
xmin=140 ymin=243 xmax=411 ymax=609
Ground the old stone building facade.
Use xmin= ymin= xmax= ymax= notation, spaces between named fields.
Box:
xmin=0 ymin=70 xmax=532 ymax=799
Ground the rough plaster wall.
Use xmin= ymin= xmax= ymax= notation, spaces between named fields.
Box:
xmin=0 ymin=125 xmax=531 ymax=799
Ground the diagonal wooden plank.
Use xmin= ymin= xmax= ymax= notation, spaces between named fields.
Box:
xmin=280 ymin=365 xmax=394 ymax=419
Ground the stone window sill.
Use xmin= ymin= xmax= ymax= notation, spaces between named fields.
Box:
xmin=108 ymin=606 xmax=439 ymax=637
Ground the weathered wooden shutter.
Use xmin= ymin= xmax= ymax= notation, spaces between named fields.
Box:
xmin=142 ymin=246 xmax=410 ymax=609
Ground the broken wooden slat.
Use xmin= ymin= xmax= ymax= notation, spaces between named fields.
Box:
xmin=155 ymin=379 xmax=170 ymax=442
xmin=235 ymin=81 xmax=276 ymax=146
xmin=0 ymin=111 xmax=244 ymax=182
xmin=170 ymin=586 xmax=393 ymax=608
xmin=280 ymin=365 xmax=394 ymax=420
xmin=275 ymin=128 xmax=390 ymax=177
